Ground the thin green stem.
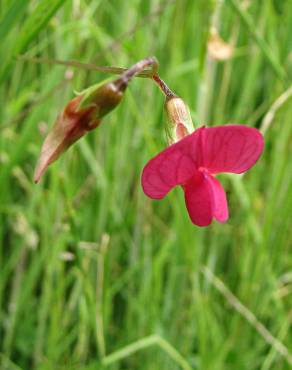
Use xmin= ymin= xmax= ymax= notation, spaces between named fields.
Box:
xmin=201 ymin=266 xmax=292 ymax=366
xmin=17 ymin=55 xmax=156 ymax=78
xmin=0 ymin=353 xmax=24 ymax=370
xmin=260 ymin=84 xmax=292 ymax=135
xmin=18 ymin=54 xmax=177 ymax=98
xmin=102 ymin=334 xmax=193 ymax=370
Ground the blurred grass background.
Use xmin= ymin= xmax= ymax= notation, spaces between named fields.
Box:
xmin=0 ymin=0 xmax=292 ymax=369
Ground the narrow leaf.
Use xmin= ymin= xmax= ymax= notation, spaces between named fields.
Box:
xmin=14 ymin=0 xmax=69 ymax=55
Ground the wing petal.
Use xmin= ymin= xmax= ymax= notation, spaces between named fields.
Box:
xmin=141 ymin=128 xmax=203 ymax=199
xmin=201 ymin=125 xmax=264 ymax=174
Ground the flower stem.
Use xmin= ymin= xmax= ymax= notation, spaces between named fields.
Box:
xmin=17 ymin=54 xmax=177 ymax=98
xmin=123 ymin=56 xmax=158 ymax=79
xmin=17 ymin=55 xmax=157 ymax=78
xmin=152 ymin=74 xmax=176 ymax=98
xmin=115 ymin=56 xmax=158 ymax=90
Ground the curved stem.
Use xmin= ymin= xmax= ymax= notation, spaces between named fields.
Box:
xmin=152 ymin=74 xmax=176 ymax=98
xmin=123 ymin=56 xmax=158 ymax=80
xmin=112 ymin=56 xmax=159 ymax=91
xmin=102 ymin=334 xmax=192 ymax=370
xmin=18 ymin=54 xmax=176 ymax=98
xmin=17 ymin=55 xmax=156 ymax=78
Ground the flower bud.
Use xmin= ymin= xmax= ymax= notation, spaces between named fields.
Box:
xmin=34 ymin=77 xmax=127 ymax=183
xmin=78 ymin=77 xmax=127 ymax=118
xmin=164 ymin=96 xmax=194 ymax=144
xmin=34 ymin=56 xmax=157 ymax=183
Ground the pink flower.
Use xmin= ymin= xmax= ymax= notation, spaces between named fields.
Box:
xmin=141 ymin=125 xmax=264 ymax=227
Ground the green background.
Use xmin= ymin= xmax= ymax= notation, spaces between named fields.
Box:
xmin=0 ymin=0 xmax=291 ymax=369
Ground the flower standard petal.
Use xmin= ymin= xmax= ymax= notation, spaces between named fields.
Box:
xmin=200 ymin=125 xmax=264 ymax=174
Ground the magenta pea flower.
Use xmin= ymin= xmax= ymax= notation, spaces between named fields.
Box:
xmin=141 ymin=124 xmax=264 ymax=227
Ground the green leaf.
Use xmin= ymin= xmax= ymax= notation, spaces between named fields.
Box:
xmin=0 ymin=0 xmax=29 ymax=40
xmin=0 ymin=0 xmax=68 ymax=83
xmin=226 ymin=0 xmax=287 ymax=82
xmin=14 ymin=0 xmax=69 ymax=55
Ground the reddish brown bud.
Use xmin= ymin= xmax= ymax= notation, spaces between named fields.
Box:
xmin=34 ymin=56 xmax=157 ymax=183
xmin=78 ymin=78 xmax=125 ymax=117
xmin=34 ymin=78 xmax=125 ymax=183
